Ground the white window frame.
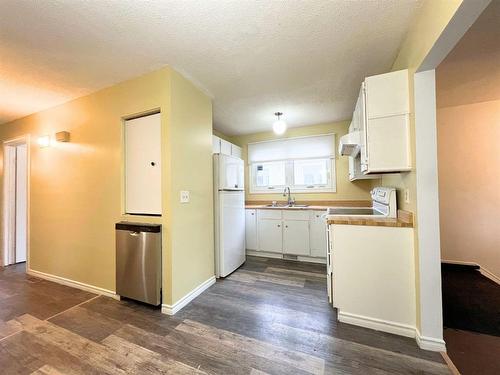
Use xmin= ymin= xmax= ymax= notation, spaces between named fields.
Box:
xmin=249 ymin=157 xmax=336 ymax=194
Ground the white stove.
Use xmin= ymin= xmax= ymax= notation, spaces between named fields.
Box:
xmin=326 ymin=187 xmax=397 ymax=219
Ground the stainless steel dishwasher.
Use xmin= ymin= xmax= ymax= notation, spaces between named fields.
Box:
xmin=116 ymin=222 xmax=161 ymax=305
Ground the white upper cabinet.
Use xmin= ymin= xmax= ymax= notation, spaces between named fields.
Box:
xmin=212 ymin=135 xmax=242 ymax=159
xmin=124 ymin=113 xmax=162 ymax=215
xmin=220 ymin=139 xmax=232 ymax=155
xmin=348 ymin=155 xmax=381 ymax=181
xmin=357 ymin=69 xmax=411 ymax=174
xmin=231 ymin=144 xmax=242 ymax=159
xmin=365 ymin=69 xmax=410 ymax=118
xmin=212 ymin=135 xmax=221 ymax=154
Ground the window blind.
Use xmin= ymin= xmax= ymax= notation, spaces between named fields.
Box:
xmin=248 ymin=134 xmax=335 ymax=164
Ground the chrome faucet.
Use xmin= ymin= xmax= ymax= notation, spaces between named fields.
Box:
xmin=283 ymin=187 xmax=295 ymax=206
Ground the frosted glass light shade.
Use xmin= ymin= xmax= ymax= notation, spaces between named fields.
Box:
xmin=272 ymin=119 xmax=287 ymax=135
xmin=37 ymin=135 xmax=51 ymax=148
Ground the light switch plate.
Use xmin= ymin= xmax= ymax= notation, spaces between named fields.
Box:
xmin=180 ymin=190 xmax=190 ymax=203
xmin=404 ymin=189 xmax=410 ymax=204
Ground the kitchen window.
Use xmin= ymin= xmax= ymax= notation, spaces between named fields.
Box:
xmin=248 ymin=134 xmax=336 ymax=193
xmin=254 ymin=161 xmax=287 ymax=189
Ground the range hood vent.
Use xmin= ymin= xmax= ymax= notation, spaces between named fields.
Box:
xmin=339 ymin=131 xmax=361 ymax=157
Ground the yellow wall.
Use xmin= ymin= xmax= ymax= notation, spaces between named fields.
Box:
xmin=232 ymin=121 xmax=379 ymax=202
xmin=213 ymin=129 xmax=234 ymax=143
xmin=383 ymin=0 xmax=463 ymax=212
xmin=382 ymin=0 xmax=463 ymax=331
xmin=0 ymin=67 xmax=214 ymax=306
xmin=168 ymin=70 xmax=214 ymax=303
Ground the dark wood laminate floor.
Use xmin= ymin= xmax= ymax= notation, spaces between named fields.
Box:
xmin=0 ymin=257 xmax=450 ymax=374
xmin=441 ymin=264 xmax=500 ymax=374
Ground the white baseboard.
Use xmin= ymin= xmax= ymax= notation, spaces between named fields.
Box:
xmin=416 ymin=329 xmax=447 ymax=352
xmin=479 ymin=267 xmax=500 ymax=285
xmin=246 ymin=250 xmax=326 ymax=264
xmin=296 ymin=256 xmax=326 ymax=264
xmin=442 ymin=259 xmax=500 ymax=285
xmin=246 ymin=250 xmax=282 ymax=259
xmin=442 ymin=259 xmax=476 ymax=266
xmin=338 ymin=311 xmax=416 ymax=338
xmin=27 ymin=268 xmax=118 ymax=299
xmin=161 ymin=275 xmax=215 ymax=315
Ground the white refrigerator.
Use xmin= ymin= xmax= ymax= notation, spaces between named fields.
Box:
xmin=213 ymin=153 xmax=246 ymax=278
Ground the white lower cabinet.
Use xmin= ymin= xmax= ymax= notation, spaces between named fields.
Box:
xmin=330 ymin=224 xmax=416 ymax=336
xmin=258 ymin=219 xmax=283 ymax=253
xmin=283 ymin=220 xmax=310 ymax=255
xmin=310 ymin=211 xmax=327 ymax=257
xmin=245 ymin=209 xmax=257 ymax=250
xmin=245 ymin=208 xmax=327 ymax=260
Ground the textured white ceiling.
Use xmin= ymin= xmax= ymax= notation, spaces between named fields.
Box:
xmin=0 ymin=0 xmax=421 ymax=135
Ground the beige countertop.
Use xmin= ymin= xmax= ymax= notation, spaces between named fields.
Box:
xmin=245 ymin=200 xmax=414 ymax=228
xmin=245 ymin=200 xmax=372 ymax=211
xmin=326 ymin=210 xmax=413 ymax=228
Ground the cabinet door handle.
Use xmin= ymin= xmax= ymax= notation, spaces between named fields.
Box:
xmin=285 ymin=225 xmax=288 ymax=228
xmin=277 ymin=224 xmax=281 ymax=227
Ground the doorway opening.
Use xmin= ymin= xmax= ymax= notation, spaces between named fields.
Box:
xmin=435 ymin=2 xmax=500 ymax=374
xmin=2 ymin=136 xmax=29 ymax=271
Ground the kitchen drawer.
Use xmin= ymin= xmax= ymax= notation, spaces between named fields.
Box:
xmin=310 ymin=210 xmax=327 ymax=220
xmin=283 ymin=210 xmax=309 ymax=221
xmin=258 ymin=209 xmax=282 ymax=220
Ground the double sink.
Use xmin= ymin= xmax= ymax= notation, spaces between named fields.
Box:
xmin=265 ymin=203 xmax=309 ymax=208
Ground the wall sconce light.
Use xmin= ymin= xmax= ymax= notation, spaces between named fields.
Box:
xmin=37 ymin=135 xmax=51 ymax=148
xmin=55 ymin=131 xmax=70 ymax=142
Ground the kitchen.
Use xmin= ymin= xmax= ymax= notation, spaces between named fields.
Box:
xmin=1 ymin=0 xmax=493 ymax=373
xmin=213 ymin=68 xmax=418 ymax=341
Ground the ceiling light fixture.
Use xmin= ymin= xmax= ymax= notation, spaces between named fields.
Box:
xmin=272 ymin=112 xmax=287 ymax=135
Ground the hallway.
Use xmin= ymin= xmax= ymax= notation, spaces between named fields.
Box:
xmin=442 ymin=264 xmax=500 ymax=375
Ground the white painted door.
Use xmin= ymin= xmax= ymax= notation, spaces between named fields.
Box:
xmin=258 ymin=219 xmax=282 ymax=253
xmin=220 ymin=139 xmax=232 ymax=155
xmin=125 ymin=113 xmax=162 ymax=215
xmin=310 ymin=211 xmax=327 ymax=258
xmin=245 ymin=209 xmax=257 ymax=250
xmin=283 ymin=220 xmax=310 ymax=256
xmin=15 ymin=144 xmax=27 ymax=263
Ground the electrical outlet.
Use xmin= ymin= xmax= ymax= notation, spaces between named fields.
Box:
xmin=180 ymin=190 xmax=190 ymax=203
xmin=404 ymin=189 xmax=410 ymax=204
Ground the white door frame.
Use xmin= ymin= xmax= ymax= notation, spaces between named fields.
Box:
xmin=2 ymin=135 xmax=31 ymax=269
xmin=412 ymin=0 xmax=491 ymax=351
